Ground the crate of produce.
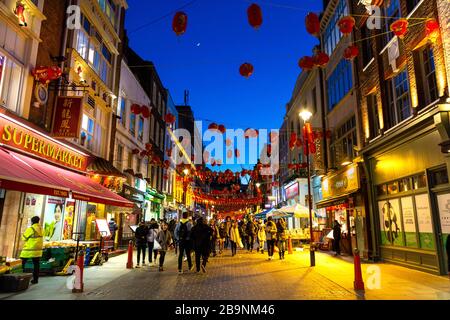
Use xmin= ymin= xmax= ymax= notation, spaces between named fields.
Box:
xmin=0 ymin=273 xmax=33 ymax=292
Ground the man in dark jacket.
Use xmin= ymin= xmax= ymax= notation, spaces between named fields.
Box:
xmin=333 ymin=220 xmax=342 ymax=256
xmin=135 ymin=221 xmax=148 ymax=268
xmin=191 ymin=217 xmax=212 ymax=273
xmin=175 ymin=212 xmax=194 ymax=273
xmin=246 ymin=217 xmax=257 ymax=252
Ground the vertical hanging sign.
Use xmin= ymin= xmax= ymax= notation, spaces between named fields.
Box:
xmin=52 ymin=96 xmax=83 ymax=138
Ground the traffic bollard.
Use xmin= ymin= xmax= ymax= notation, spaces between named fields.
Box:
xmin=126 ymin=240 xmax=133 ymax=269
xmin=72 ymin=251 xmax=84 ymax=293
xmin=288 ymin=236 xmax=293 ymax=254
xmin=353 ymin=249 xmax=365 ymax=291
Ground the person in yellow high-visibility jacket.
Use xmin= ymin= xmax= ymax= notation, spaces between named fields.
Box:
xmin=20 ymin=216 xmax=43 ymax=284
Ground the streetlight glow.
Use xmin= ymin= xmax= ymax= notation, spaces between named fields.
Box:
xmin=256 ymin=183 xmax=261 ymax=188
xmin=299 ymin=110 xmax=313 ymax=122
xmin=183 ymin=169 xmax=190 ymax=175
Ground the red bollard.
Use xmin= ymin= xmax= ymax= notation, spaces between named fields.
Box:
xmin=353 ymin=249 xmax=365 ymax=291
xmin=288 ymin=236 xmax=293 ymax=254
xmin=126 ymin=240 xmax=134 ymax=269
xmin=72 ymin=252 xmax=84 ymax=293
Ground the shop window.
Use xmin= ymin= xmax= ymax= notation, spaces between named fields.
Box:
xmin=413 ymin=173 xmax=427 ymax=189
xmin=43 ymin=197 xmax=66 ymax=242
xmin=400 ymin=196 xmax=418 ymax=247
xmin=85 ymin=203 xmax=106 ymax=241
xmin=377 ymin=184 xmax=387 ymax=197
xmin=430 ymin=167 xmax=449 ymax=187
xmin=378 ymin=199 xmax=404 ymax=246
xmin=398 ymin=178 xmax=412 ymax=193
xmin=415 ymin=194 xmax=435 ymax=249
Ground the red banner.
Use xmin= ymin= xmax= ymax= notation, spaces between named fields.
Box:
xmin=52 ymin=96 xmax=83 ymax=138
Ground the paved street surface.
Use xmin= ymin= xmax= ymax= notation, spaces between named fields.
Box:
xmin=1 ymin=248 xmax=449 ymax=300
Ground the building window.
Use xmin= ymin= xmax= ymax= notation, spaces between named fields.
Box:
xmin=98 ymin=0 xmax=118 ymax=28
xmin=81 ymin=114 xmax=95 ymax=151
xmin=324 ymin=0 xmax=348 ymax=56
xmin=330 ymin=116 xmax=357 ymax=167
xmin=327 ymin=59 xmax=353 ymax=111
xmin=117 ymin=144 xmax=123 ymax=171
xmin=138 ymin=116 xmax=144 ymax=141
xmin=367 ymin=94 xmax=380 ymax=139
xmin=136 ymin=159 xmax=141 ymax=175
xmin=128 ymin=151 xmax=133 ymax=170
xmin=383 ymin=0 xmax=401 ymax=46
xmin=118 ymin=97 xmax=126 ymax=127
xmin=0 ymin=54 xmax=23 ymax=113
xmin=414 ymin=45 xmax=438 ymax=109
xmin=129 ymin=107 xmax=136 ymax=136
xmin=385 ymin=69 xmax=411 ymax=129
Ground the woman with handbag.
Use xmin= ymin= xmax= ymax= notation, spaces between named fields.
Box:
xmin=156 ymin=222 xmax=173 ymax=271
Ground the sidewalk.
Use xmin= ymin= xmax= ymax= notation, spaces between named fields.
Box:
xmin=288 ymin=249 xmax=450 ymax=300
xmin=0 ymin=253 xmax=131 ymax=300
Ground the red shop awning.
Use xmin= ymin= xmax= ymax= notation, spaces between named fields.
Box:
xmin=0 ymin=147 xmax=69 ymax=197
xmin=0 ymin=147 xmax=134 ymax=208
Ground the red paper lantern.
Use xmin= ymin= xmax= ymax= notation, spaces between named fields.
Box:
xmin=305 ymin=12 xmax=320 ymax=37
xmin=218 ymin=124 xmax=226 ymax=134
xmin=343 ymin=45 xmax=359 ymax=60
xmin=131 ymin=104 xmax=141 ymax=115
xmin=239 ymin=63 xmax=254 ymax=78
xmin=208 ymin=123 xmax=219 ymax=131
xmin=313 ymin=51 xmax=330 ymax=68
xmin=172 ymin=12 xmax=188 ymax=36
xmin=164 ymin=113 xmax=176 ymax=124
xmin=298 ymin=56 xmax=315 ymax=71
xmin=31 ymin=66 xmax=62 ymax=85
xmin=247 ymin=3 xmax=263 ymax=29
xmin=141 ymin=105 xmax=151 ymax=118
xmin=390 ymin=19 xmax=409 ymax=39
xmin=425 ymin=19 xmax=440 ymax=43
xmin=338 ymin=16 xmax=356 ymax=35
xmin=132 ymin=148 xmax=140 ymax=155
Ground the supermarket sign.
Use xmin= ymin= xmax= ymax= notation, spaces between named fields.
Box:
xmin=0 ymin=112 xmax=88 ymax=171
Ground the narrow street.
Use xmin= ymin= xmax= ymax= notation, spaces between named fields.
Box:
xmin=2 ymin=249 xmax=449 ymax=300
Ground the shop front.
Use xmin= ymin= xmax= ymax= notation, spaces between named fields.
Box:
xmin=316 ymin=163 xmax=369 ymax=257
xmin=283 ymin=179 xmax=308 ymax=230
xmin=120 ymin=183 xmax=145 ymax=241
xmin=146 ymin=187 xmax=165 ymax=221
xmin=0 ymin=112 xmax=133 ymax=273
xmin=366 ymin=124 xmax=450 ymax=275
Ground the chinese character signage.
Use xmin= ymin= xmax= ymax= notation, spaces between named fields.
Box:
xmin=52 ymin=96 xmax=83 ymax=138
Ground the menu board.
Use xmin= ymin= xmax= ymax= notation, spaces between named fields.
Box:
xmin=95 ymin=219 xmax=111 ymax=237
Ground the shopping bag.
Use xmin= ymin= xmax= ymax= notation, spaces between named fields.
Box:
xmin=326 ymin=230 xmax=334 ymax=240
xmin=154 ymin=240 xmax=162 ymax=250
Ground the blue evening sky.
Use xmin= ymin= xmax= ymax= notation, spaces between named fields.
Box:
xmin=125 ymin=0 xmax=322 ymax=171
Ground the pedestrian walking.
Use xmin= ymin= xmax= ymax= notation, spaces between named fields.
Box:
xmin=155 ymin=222 xmax=173 ymax=271
xmin=225 ymin=216 xmax=232 ymax=249
xmin=230 ymin=220 xmax=242 ymax=257
xmin=209 ymin=219 xmax=219 ymax=257
xmin=257 ymin=220 xmax=266 ymax=254
xmin=191 ymin=217 xmax=212 ymax=273
xmin=218 ymin=222 xmax=227 ymax=254
xmin=135 ymin=221 xmax=148 ymax=268
xmin=175 ymin=212 xmax=194 ymax=273
xmin=246 ymin=217 xmax=257 ymax=252
xmin=168 ymin=219 xmax=178 ymax=255
xmin=20 ymin=216 xmax=43 ymax=284
xmin=276 ymin=217 xmax=287 ymax=260
xmin=147 ymin=219 xmax=159 ymax=265
xmin=265 ymin=217 xmax=277 ymax=260
xmin=238 ymin=221 xmax=247 ymax=250
xmin=333 ymin=220 xmax=342 ymax=256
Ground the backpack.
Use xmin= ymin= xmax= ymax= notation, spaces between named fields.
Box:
xmin=178 ymin=221 xmax=189 ymax=240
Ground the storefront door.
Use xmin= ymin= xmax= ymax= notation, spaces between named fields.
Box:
xmin=433 ymin=189 xmax=450 ymax=275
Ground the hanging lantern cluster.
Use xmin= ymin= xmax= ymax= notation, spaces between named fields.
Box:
xmin=288 ymin=163 xmax=308 ymax=170
xmin=312 ymin=51 xmax=330 ymax=68
xmin=390 ymin=18 xmax=409 ymax=39
xmin=425 ymin=18 xmax=440 ymax=43
xmin=141 ymin=105 xmax=151 ymax=118
xmin=343 ymin=45 xmax=359 ymax=60
xmin=298 ymin=56 xmax=315 ymax=71
xmin=131 ymin=104 xmax=150 ymax=116
xmin=164 ymin=113 xmax=176 ymax=124
xmin=239 ymin=63 xmax=254 ymax=78
xmin=172 ymin=12 xmax=188 ymax=36
xmin=247 ymin=3 xmax=263 ymax=29
xmin=305 ymin=12 xmax=320 ymax=37
xmin=338 ymin=16 xmax=356 ymax=35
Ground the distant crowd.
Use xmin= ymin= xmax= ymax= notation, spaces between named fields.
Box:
xmin=133 ymin=213 xmax=289 ymax=273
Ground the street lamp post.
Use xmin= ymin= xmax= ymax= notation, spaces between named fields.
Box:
xmin=300 ymin=110 xmax=315 ymax=267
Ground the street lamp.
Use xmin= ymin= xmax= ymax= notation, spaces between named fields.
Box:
xmin=300 ymin=109 xmax=315 ymax=267
xmin=256 ymin=182 xmax=261 ymax=188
